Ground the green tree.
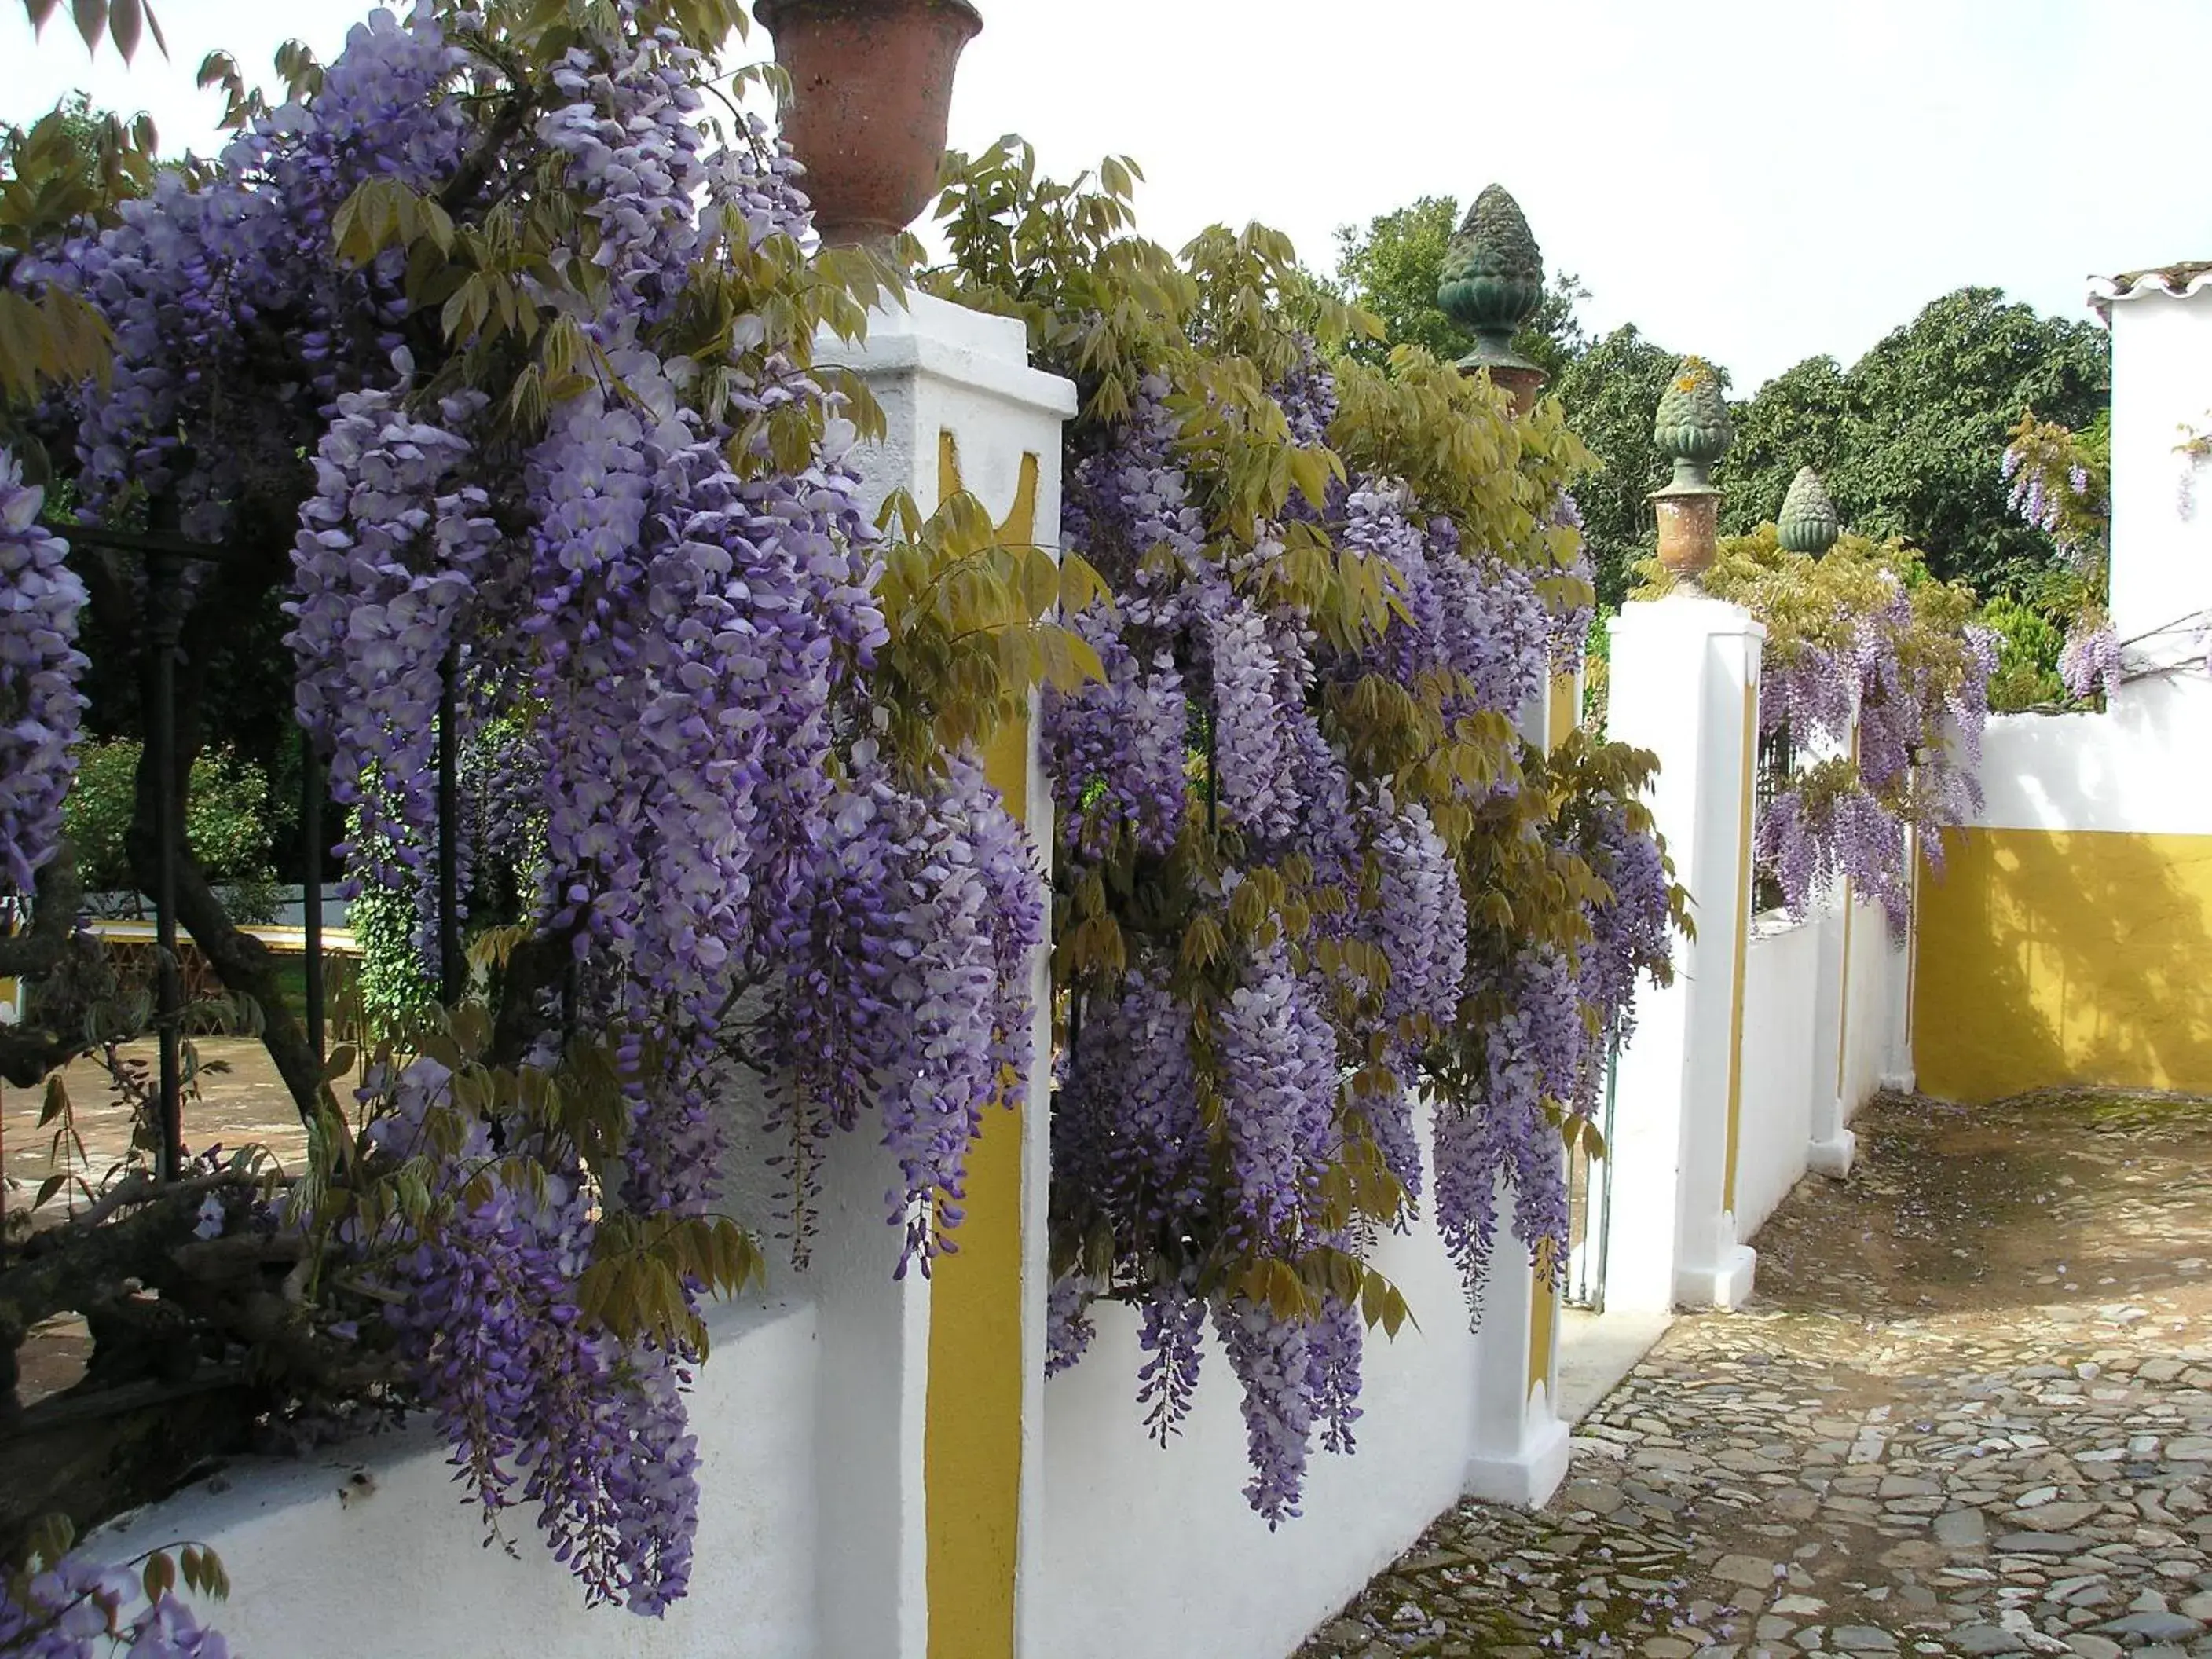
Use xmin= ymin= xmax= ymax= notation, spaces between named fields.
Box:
xmin=1718 ymin=288 xmax=2109 ymax=596
xmin=61 ymin=738 xmax=284 ymax=916
xmin=1332 ymin=194 xmax=1588 ymax=379
xmin=1717 ymin=354 xmax=1851 ymax=532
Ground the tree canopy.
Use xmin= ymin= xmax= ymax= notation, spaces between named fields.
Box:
xmin=1335 ymin=197 xmax=2111 ymax=608
xmin=1719 ymin=288 xmax=2110 ymax=597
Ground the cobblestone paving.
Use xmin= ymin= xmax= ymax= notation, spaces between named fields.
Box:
xmin=1295 ymin=1089 xmax=2212 ymax=1659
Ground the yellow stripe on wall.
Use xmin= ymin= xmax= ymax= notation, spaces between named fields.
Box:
xmin=925 ymin=433 xmax=1035 ymax=1659
xmin=1547 ymin=672 xmax=1578 ymax=751
xmin=1915 ymin=826 xmax=2212 ymax=1104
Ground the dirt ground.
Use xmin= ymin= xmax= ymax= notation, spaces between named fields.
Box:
xmin=2 ymin=1037 xmax=313 ymax=1212
xmin=2 ymin=1038 xmax=317 ymax=1406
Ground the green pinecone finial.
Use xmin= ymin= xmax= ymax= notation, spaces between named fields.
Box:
xmin=1652 ymin=357 xmax=1732 ymax=489
xmin=1437 ymin=184 xmax=1544 ymax=372
xmin=1776 ymin=465 xmax=1840 ymax=555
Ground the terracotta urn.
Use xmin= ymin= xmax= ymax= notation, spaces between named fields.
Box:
xmin=753 ymin=0 xmax=983 ymax=248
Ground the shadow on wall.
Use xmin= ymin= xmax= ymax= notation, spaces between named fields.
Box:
xmin=1916 ymin=819 xmax=2212 ymax=1103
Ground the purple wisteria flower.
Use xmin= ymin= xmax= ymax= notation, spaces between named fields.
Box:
xmin=0 ymin=451 xmax=88 ymax=892
xmin=2059 ymin=617 xmax=2124 ymax=701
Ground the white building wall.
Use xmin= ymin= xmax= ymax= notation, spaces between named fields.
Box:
xmin=2105 ymin=284 xmax=2212 ymax=668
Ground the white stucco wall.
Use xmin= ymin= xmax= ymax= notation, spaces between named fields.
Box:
xmin=95 ymin=1296 xmax=819 ymax=1658
xmin=1035 ymin=1108 xmax=1481 ymax=1659
xmin=1734 ymin=916 xmax=1822 ymax=1241
xmin=2105 ymin=284 xmax=2212 ymax=669
xmin=1972 ymin=673 xmax=2212 ymax=836
xmin=1839 ymin=898 xmax=1901 ymax=1120
xmin=1966 ymin=281 xmax=2212 ymax=841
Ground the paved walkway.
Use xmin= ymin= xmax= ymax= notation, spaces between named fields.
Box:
xmin=1296 ymin=1088 xmax=2212 ymax=1659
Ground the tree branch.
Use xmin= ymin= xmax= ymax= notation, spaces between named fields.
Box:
xmin=0 ymin=843 xmax=82 ymax=978
xmin=120 ymin=541 xmax=333 ymax=1130
xmin=489 ymin=918 xmax=584 ymax=1068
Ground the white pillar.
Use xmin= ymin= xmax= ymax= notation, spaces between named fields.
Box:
xmin=1462 ymin=660 xmax=1584 ymax=1508
xmin=1603 ymin=593 xmax=1763 ymax=1312
xmin=1805 ymin=716 xmax=1857 ymax=1179
xmin=1880 ymin=844 xmax=1919 ymax=1093
xmin=1806 ymin=897 xmax=1857 ymax=1177
xmin=1463 ymin=1179 xmax=1571 ymax=1504
xmin=807 ymin=291 xmax=1075 ymax=1659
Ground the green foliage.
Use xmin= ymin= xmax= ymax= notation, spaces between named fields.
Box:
xmin=872 ymin=487 xmax=1109 ymax=769
xmin=349 ymin=871 xmax=438 ymax=1038
xmin=1718 ymin=287 xmax=2111 ymax=598
xmin=1643 ymin=523 xmax=1983 ymax=832
xmin=1553 ymin=324 xmax=1693 ymax=606
xmin=1335 ymin=190 xmax=2111 ymax=613
xmin=1719 ymin=353 xmax=1851 ymax=526
xmin=1331 ymin=193 xmax=1588 ymax=379
xmin=927 ymin=139 xmax=1672 ymax=1331
xmin=1978 ymin=595 xmax=2068 ymax=711
xmin=0 ymin=93 xmax=160 ymax=412
xmin=60 ymin=738 xmax=282 ymax=909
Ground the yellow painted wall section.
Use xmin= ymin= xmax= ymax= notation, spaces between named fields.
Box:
xmin=1916 ymin=827 xmax=2212 ymax=1104
xmin=925 ymin=434 xmax=1032 ymax=1659
xmin=1547 ymin=672 xmax=1577 ymax=749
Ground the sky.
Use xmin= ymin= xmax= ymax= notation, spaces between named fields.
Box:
xmin=6 ymin=0 xmax=2210 ymax=392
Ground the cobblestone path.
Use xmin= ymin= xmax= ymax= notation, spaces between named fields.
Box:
xmin=1295 ymin=1089 xmax=2212 ymax=1659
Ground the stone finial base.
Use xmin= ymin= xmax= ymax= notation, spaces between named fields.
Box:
xmin=1485 ymin=363 xmax=1548 ymax=419
xmin=1655 ymin=493 xmax=1720 ymax=577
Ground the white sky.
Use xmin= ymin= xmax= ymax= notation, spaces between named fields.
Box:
xmin=6 ymin=0 xmax=2207 ymax=391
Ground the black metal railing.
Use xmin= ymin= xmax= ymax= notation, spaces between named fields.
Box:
xmin=17 ymin=521 xmax=466 ymax=1189
xmin=1752 ymin=720 xmax=1796 ymax=916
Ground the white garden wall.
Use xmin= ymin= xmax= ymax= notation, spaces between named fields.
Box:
xmin=95 ymin=1297 xmax=820 ymax=1658
xmin=1730 ymin=895 xmax=1906 ymax=1245
xmin=99 ymin=1117 xmax=1517 ymax=1659
xmin=1734 ymin=914 xmax=1824 ymax=1242
xmin=1036 ymin=1108 xmax=1484 ymax=1659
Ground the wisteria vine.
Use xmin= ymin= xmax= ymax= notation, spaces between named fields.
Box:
xmin=1675 ymin=525 xmax=1994 ymax=934
xmin=5 ymin=0 xmax=1046 ymax=1628
xmin=0 ymin=451 xmax=86 ymax=894
xmin=928 ymin=144 xmax=1684 ymax=1525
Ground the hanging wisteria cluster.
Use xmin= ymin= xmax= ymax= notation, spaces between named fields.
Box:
xmin=2058 ymin=618 xmax=2125 ymax=701
xmin=1999 ymin=412 xmax=2117 ymax=705
xmin=928 ymin=144 xmax=1683 ymax=1525
xmin=0 ymin=451 xmax=86 ymax=892
xmin=1683 ymin=526 xmax=1995 ymax=934
xmin=359 ymin=1055 xmax=701 ymax=1613
xmin=8 ymin=0 xmax=1048 ymax=1623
